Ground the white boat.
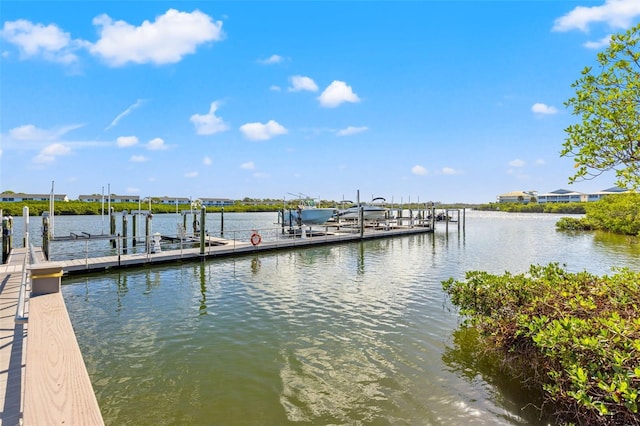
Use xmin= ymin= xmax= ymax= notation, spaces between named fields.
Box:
xmin=336 ymin=197 xmax=389 ymax=221
xmin=282 ymin=198 xmax=336 ymax=225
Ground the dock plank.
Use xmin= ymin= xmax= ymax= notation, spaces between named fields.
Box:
xmin=23 ymin=292 xmax=104 ymax=425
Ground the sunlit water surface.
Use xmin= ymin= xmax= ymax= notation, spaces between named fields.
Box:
xmin=53 ymin=211 xmax=640 ymax=425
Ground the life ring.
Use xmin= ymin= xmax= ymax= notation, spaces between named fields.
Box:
xmin=250 ymin=232 xmax=262 ymax=246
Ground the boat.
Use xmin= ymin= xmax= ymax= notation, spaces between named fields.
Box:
xmin=282 ymin=197 xmax=336 ymax=226
xmin=336 ymin=197 xmax=389 ymax=221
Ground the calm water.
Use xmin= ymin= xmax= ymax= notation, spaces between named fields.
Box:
xmin=38 ymin=211 xmax=640 ymax=424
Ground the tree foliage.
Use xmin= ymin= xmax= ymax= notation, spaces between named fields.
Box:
xmin=562 ymin=24 xmax=640 ymax=189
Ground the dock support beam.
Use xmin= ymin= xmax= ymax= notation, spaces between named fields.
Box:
xmin=220 ymin=207 xmax=224 ymax=237
xmin=122 ymin=213 xmax=128 ymax=254
xmin=110 ymin=207 xmax=116 ymax=248
xmin=23 ymin=206 xmax=29 ymax=247
xmin=132 ymin=213 xmax=137 ymax=247
xmin=145 ymin=214 xmax=152 ymax=253
xmin=2 ymin=213 xmax=13 ymax=264
xmin=42 ymin=214 xmax=50 ymax=260
xmin=200 ymin=206 xmax=206 ymax=256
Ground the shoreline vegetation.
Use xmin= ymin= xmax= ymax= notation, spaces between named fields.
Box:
xmin=444 ymin=193 xmax=640 ymax=425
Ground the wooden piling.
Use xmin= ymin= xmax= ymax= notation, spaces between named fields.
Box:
xmin=122 ymin=213 xmax=128 ymax=254
xmin=2 ymin=214 xmax=13 ymax=263
xmin=200 ymin=206 xmax=206 ymax=256
xmin=110 ymin=207 xmax=116 ymax=248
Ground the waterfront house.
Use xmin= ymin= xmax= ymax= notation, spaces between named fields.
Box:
xmin=0 ymin=192 xmax=69 ymax=202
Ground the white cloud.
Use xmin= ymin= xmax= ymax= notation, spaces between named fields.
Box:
xmin=241 ymin=161 xmax=255 ymax=170
xmin=105 ymin=99 xmax=145 ymax=131
xmin=10 ymin=124 xmax=57 ymax=141
xmin=536 ymin=158 xmax=546 ymax=165
xmin=126 ymin=187 xmax=140 ymax=194
xmin=258 ymin=54 xmax=282 ymax=64
xmin=288 ymin=75 xmax=318 ymax=92
xmin=531 ymin=103 xmax=558 ymax=115
xmin=90 ymin=9 xmax=224 ymax=66
xmin=190 ymin=101 xmax=229 ymax=135
xmin=239 ymin=120 xmax=287 ymax=141
xmin=33 ymin=143 xmax=72 ymax=164
xmin=509 ymin=159 xmax=526 ymax=167
xmin=318 ymin=80 xmax=361 ymax=108
xmin=411 ymin=165 xmax=427 ymax=176
xmin=0 ymin=19 xmax=83 ymax=64
xmin=336 ymin=126 xmax=368 ymax=136
xmin=203 ymin=156 xmax=212 ymax=165
xmin=253 ymin=172 xmax=269 ymax=179
xmin=441 ymin=167 xmax=458 ymax=175
xmin=117 ymin=135 xmax=139 ymax=147
xmin=270 ymin=85 xmax=281 ymax=91
xmin=147 ymin=137 xmax=168 ymax=150
xmin=552 ymin=0 xmax=640 ymax=32
xmin=130 ymin=155 xmax=148 ymax=162
xmin=184 ymin=171 xmax=198 ymax=178
xmin=584 ymin=34 xmax=613 ymax=49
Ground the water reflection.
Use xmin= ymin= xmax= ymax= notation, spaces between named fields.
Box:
xmin=59 ymin=211 xmax=640 ymax=425
xmin=442 ymin=326 xmax=549 ymax=425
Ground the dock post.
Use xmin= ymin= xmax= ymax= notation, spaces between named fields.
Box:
xmin=221 ymin=207 xmax=224 ymax=237
xmin=2 ymin=213 xmax=13 ymax=263
xmin=132 ymin=212 xmax=137 ymax=246
xmin=110 ymin=207 xmax=116 ymax=248
xmin=42 ymin=214 xmax=49 ymax=260
xmin=23 ymin=206 xmax=29 ymax=247
xmin=359 ymin=206 xmax=364 ymax=237
xmin=463 ymin=208 xmax=466 ymax=231
xmin=200 ymin=206 xmax=206 ymax=256
xmin=122 ymin=213 xmax=128 ymax=254
xmin=183 ymin=213 xmax=187 ymax=236
xmin=145 ymin=213 xmax=152 ymax=253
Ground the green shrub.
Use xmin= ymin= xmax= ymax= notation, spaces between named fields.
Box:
xmin=443 ymin=264 xmax=640 ymax=425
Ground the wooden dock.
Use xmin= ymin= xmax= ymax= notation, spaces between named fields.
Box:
xmin=58 ymin=223 xmax=435 ymax=273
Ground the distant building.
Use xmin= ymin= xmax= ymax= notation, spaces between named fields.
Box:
xmin=155 ymin=196 xmax=191 ymax=205
xmin=200 ymin=198 xmax=235 ymax=207
xmin=78 ymin=194 xmax=140 ymax=203
xmin=537 ymin=187 xmax=630 ymax=203
xmin=496 ymin=190 xmax=537 ymax=203
xmin=0 ymin=192 xmax=69 ymax=202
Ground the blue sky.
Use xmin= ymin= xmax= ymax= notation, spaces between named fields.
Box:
xmin=1 ymin=1 xmax=640 ymax=204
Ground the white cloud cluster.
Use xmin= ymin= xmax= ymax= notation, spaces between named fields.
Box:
xmin=147 ymin=137 xmax=168 ymax=150
xmin=318 ymin=80 xmax=361 ymax=108
xmin=336 ymin=126 xmax=368 ymax=136
xmin=117 ymin=136 xmax=139 ymax=147
xmin=288 ymin=75 xmax=318 ymax=92
xmin=411 ymin=165 xmax=427 ymax=176
xmin=553 ymin=0 xmax=640 ymax=32
xmin=531 ymin=103 xmax=558 ymax=115
xmin=258 ymin=54 xmax=282 ymax=64
xmin=33 ymin=143 xmax=71 ymax=164
xmin=239 ymin=120 xmax=287 ymax=141
xmin=106 ymin=99 xmax=145 ymax=131
xmin=509 ymin=159 xmax=526 ymax=167
xmin=90 ymin=9 xmax=224 ymax=66
xmin=190 ymin=101 xmax=229 ymax=135
xmin=1 ymin=9 xmax=224 ymax=66
xmin=0 ymin=19 xmax=84 ymax=63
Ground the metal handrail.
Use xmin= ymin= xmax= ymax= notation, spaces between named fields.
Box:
xmin=15 ymin=245 xmax=31 ymax=324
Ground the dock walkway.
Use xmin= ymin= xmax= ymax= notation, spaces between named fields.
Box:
xmin=1 ymin=248 xmax=30 ymax=425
